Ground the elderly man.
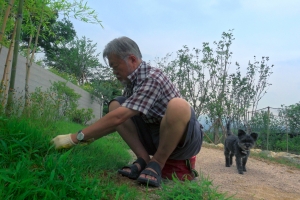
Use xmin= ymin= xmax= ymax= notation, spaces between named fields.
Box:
xmin=51 ymin=36 xmax=203 ymax=187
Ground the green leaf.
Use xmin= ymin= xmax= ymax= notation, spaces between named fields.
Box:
xmin=58 ymin=148 xmax=73 ymax=164
xmin=49 ymin=169 xmax=55 ymax=181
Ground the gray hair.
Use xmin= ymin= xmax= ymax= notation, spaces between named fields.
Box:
xmin=103 ymin=36 xmax=142 ymax=65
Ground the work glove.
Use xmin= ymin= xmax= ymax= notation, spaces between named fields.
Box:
xmin=51 ymin=134 xmax=76 ymax=149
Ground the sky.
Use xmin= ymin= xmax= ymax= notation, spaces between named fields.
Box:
xmin=68 ymin=0 xmax=300 ymax=110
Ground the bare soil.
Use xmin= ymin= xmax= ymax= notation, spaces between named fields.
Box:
xmin=196 ymin=146 xmax=300 ymax=200
xmin=120 ymin=147 xmax=300 ymax=199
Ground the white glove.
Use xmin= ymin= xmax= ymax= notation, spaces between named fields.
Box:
xmin=51 ymin=134 xmax=76 ymax=149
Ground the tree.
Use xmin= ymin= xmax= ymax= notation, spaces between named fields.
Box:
xmin=0 ymin=18 xmax=17 ymax=107
xmin=87 ymin=64 xmax=123 ymax=114
xmin=199 ymin=31 xmax=235 ymax=143
xmin=0 ymin=0 xmax=15 ymax=53
xmin=280 ymin=102 xmax=300 ymax=135
xmin=0 ymin=0 xmax=103 ymax=114
xmin=5 ymin=0 xmax=24 ymax=115
xmin=20 ymin=17 xmax=76 ymax=56
xmin=44 ymin=36 xmax=101 ymax=85
xmin=156 ymin=30 xmax=273 ymax=144
xmin=155 ymin=46 xmax=209 ymax=118
xmin=247 ymin=56 xmax=273 ymax=113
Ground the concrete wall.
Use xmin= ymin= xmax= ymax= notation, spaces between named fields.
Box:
xmin=0 ymin=47 xmax=102 ymax=124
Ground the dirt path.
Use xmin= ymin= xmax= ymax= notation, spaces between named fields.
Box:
xmin=196 ymin=146 xmax=300 ymax=200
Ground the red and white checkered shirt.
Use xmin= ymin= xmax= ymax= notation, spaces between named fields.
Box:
xmin=122 ymin=61 xmax=181 ymax=123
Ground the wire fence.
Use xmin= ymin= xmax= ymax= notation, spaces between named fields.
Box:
xmin=247 ymin=106 xmax=300 ymax=154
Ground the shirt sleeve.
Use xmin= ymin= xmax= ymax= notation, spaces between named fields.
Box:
xmin=122 ymin=77 xmax=161 ymax=115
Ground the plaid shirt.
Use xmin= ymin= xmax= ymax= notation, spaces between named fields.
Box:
xmin=122 ymin=61 xmax=181 ymax=123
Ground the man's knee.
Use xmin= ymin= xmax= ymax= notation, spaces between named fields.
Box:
xmin=167 ymin=98 xmax=191 ymax=117
xmin=108 ymin=100 xmax=121 ymax=112
xmin=108 ymin=96 xmax=126 ymax=112
xmin=168 ymin=98 xmax=190 ymax=108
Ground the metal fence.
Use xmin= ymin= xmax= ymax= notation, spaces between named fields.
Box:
xmin=246 ymin=106 xmax=299 ymax=154
xmin=203 ymin=106 xmax=300 ymax=154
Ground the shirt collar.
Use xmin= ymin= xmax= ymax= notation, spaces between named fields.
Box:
xmin=127 ymin=61 xmax=146 ymax=84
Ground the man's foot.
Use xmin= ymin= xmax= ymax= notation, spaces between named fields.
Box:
xmin=118 ymin=157 xmax=147 ymax=179
xmin=137 ymin=161 xmax=162 ymax=187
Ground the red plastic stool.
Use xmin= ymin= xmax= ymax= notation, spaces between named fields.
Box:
xmin=161 ymin=156 xmax=198 ymax=181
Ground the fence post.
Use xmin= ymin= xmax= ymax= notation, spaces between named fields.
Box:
xmin=285 ymin=120 xmax=289 ymax=153
xmin=247 ymin=111 xmax=252 ymax=133
xmin=267 ymin=106 xmax=270 ymax=151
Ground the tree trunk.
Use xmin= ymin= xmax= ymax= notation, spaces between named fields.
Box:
xmin=213 ymin=118 xmax=221 ymax=144
xmin=5 ymin=0 xmax=24 ymax=116
xmin=24 ymin=34 xmax=33 ymax=108
xmin=1 ymin=18 xmax=17 ymax=108
xmin=25 ymin=4 xmax=44 ymax=108
xmin=0 ymin=0 xmax=15 ymax=54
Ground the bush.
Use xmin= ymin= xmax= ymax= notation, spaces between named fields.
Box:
xmin=49 ymin=81 xmax=81 ymax=118
xmin=71 ymin=108 xmax=95 ymax=125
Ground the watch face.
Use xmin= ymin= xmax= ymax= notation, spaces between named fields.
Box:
xmin=77 ymin=131 xmax=84 ymax=141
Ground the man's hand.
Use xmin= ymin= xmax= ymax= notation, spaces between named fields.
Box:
xmin=51 ymin=134 xmax=76 ymax=149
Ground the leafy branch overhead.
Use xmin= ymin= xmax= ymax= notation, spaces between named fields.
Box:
xmin=52 ymin=0 xmax=103 ymax=25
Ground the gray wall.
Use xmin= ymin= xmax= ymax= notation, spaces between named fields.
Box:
xmin=0 ymin=47 xmax=102 ymax=124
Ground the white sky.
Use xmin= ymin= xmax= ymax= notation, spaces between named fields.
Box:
xmin=69 ymin=0 xmax=300 ymax=110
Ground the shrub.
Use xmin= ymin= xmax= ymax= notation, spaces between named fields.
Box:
xmin=71 ymin=108 xmax=95 ymax=125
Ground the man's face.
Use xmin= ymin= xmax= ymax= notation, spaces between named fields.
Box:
xmin=108 ymin=54 xmax=132 ymax=84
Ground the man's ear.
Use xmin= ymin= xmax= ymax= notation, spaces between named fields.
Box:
xmin=127 ymin=54 xmax=140 ymax=67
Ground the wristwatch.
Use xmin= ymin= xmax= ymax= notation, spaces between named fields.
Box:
xmin=77 ymin=130 xmax=85 ymax=141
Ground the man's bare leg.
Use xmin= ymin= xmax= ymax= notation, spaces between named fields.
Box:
xmin=109 ymin=100 xmax=150 ymax=172
xmin=138 ymin=98 xmax=191 ymax=180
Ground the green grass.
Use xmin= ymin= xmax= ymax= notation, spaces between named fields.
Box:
xmin=251 ymin=151 xmax=300 ymax=170
xmin=158 ymin=176 xmax=233 ymax=200
xmin=0 ymin=115 xmax=235 ymax=200
xmin=0 ymin=116 xmax=138 ymax=199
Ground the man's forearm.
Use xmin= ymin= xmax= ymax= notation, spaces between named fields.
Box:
xmin=71 ymin=107 xmax=137 ymax=143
